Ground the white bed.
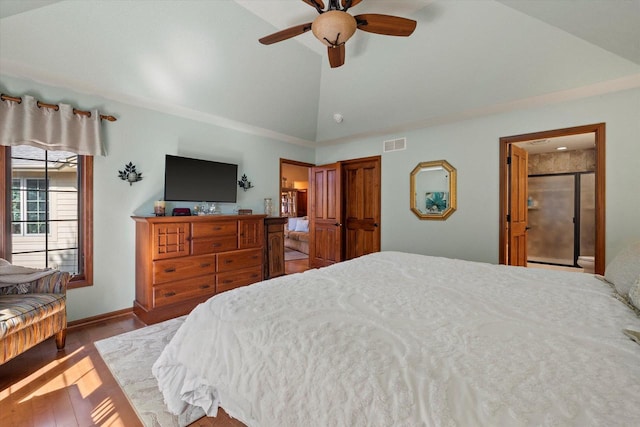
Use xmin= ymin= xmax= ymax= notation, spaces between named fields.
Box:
xmin=152 ymin=251 xmax=640 ymax=426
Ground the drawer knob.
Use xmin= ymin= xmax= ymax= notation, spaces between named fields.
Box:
xmin=212 ymin=227 xmax=222 ymax=231
xmin=164 ymin=267 xmax=176 ymax=273
xmin=223 ymin=279 xmax=233 ymax=284
xmin=212 ymin=243 xmax=221 ymax=248
xmin=164 ymin=291 xmax=176 ymax=297
xmin=199 ymin=284 xmax=210 ymax=289
xmin=200 ymin=263 xmax=211 ymax=268
xmin=251 ymin=274 xmax=259 ymax=278
xmin=224 ymin=259 xmax=233 ymax=264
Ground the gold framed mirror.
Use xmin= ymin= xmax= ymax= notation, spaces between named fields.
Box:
xmin=410 ymin=160 xmax=457 ymax=220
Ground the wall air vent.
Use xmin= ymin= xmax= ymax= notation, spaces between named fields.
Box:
xmin=383 ymin=137 xmax=406 ymax=153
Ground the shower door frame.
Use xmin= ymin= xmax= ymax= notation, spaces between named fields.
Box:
xmin=527 ymin=171 xmax=595 ymax=268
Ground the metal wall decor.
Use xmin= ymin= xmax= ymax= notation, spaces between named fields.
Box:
xmin=118 ymin=162 xmax=143 ymax=185
xmin=238 ymin=174 xmax=254 ymax=191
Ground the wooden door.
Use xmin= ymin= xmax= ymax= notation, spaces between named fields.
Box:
xmin=342 ymin=156 xmax=381 ymax=259
xmin=508 ymin=145 xmax=529 ymax=266
xmin=309 ymin=163 xmax=343 ymax=268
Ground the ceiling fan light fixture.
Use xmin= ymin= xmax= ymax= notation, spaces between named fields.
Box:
xmin=311 ymin=10 xmax=357 ymax=46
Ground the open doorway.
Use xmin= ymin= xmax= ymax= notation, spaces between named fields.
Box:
xmin=280 ymin=159 xmax=313 ymax=273
xmin=499 ymin=123 xmax=606 ymax=275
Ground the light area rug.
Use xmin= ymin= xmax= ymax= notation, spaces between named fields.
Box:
xmin=284 ymin=247 xmax=308 ymax=261
xmin=95 ymin=316 xmax=204 ymax=427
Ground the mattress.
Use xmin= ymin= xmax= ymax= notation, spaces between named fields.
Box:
xmin=152 ymin=251 xmax=640 ymax=426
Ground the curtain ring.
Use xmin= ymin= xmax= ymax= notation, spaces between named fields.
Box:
xmin=0 ymin=94 xmax=22 ymax=104
xmin=73 ymin=108 xmax=91 ymax=118
xmin=37 ymin=100 xmax=60 ymax=111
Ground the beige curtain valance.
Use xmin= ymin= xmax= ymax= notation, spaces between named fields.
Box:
xmin=0 ymin=94 xmax=107 ymax=156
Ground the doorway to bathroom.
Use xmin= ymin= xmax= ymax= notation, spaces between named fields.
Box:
xmin=499 ymin=123 xmax=606 ymax=275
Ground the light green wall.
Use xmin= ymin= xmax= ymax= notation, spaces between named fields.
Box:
xmin=2 ymin=74 xmax=639 ymax=321
xmin=316 ymin=88 xmax=640 ymax=265
xmin=1 ymin=75 xmax=315 ymax=321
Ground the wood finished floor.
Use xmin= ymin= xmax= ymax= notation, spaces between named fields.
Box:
xmin=285 ymin=258 xmax=309 ymax=275
xmin=0 ymin=264 xmax=310 ymax=427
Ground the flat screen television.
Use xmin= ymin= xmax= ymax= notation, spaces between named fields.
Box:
xmin=163 ymin=155 xmax=238 ymax=203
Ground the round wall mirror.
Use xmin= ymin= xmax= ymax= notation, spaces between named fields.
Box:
xmin=410 ymin=160 xmax=457 ymax=220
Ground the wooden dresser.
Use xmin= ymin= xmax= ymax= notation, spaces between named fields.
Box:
xmin=132 ymin=214 xmax=265 ymax=324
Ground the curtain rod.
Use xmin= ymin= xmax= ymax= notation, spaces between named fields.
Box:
xmin=0 ymin=93 xmax=117 ymax=122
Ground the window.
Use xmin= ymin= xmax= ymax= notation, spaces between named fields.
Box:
xmin=1 ymin=145 xmax=93 ymax=288
xmin=13 ymin=178 xmax=48 ymax=235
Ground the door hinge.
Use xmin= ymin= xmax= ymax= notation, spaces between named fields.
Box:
xmin=506 ymin=156 xmax=511 ymax=165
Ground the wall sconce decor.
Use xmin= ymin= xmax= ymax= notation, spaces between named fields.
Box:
xmin=118 ymin=162 xmax=143 ymax=186
xmin=238 ymin=174 xmax=254 ymax=191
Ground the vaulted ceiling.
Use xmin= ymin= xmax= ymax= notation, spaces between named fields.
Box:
xmin=1 ymin=0 xmax=639 ymax=146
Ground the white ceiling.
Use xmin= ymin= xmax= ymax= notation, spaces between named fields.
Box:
xmin=1 ymin=0 xmax=639 ymax=147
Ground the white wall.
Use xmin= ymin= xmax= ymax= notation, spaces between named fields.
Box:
xmin=1 ymin=75 xmax=315 ymax=321
xmin=316 ymin=88 xmax=640 ymax=265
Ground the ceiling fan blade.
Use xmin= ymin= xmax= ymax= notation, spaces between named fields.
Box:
xmin=327 ymin=44 xmax=345 ymax=68
xmin=259 ymin=22 xmax=313 ymax=45
xmin=302 ymin=0 xmax=325 ymax=12
xmin=341 ymin=0 xmax=363 ymax=10
xmin=355 ymin=14 xmax=417 ymax=37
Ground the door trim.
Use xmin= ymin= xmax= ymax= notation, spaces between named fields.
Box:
xmin=499 ymin=123 xmax=606 ymax=274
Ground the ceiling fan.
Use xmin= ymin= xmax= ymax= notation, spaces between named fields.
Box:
xmin=259 ymin=0 xmax=417 ymax=68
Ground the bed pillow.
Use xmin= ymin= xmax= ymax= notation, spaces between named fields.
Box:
xmin=605 ymin=240 xmax=640 ymax=297
xmin=294 ymin=219 xmax=309 ymax=232
xmin=287 ymin=217 xmax=298 ymax=231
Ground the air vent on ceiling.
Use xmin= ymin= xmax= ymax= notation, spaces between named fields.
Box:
xmin=527 ymin=139 xmax=550 ymax=146
xmin=383 ymin=137 xmax=406 ymax=153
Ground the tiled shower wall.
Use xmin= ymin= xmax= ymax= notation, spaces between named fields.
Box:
xmin=528 ymin=148 xmax=595 ymax=175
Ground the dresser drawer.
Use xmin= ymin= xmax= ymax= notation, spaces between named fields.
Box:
xmin=192 ymin=221 xmax=237 ymax=238
xmin=217 ymin=248 xmax=262 ymax=272
xmin=153 ymin=254 xmax=215 ymax=284
xmin=216 ymin=266 xmax=262 ymax=293
xmin=153 ymin=276 xmax=216 ymax=307
xmin=191 ymin=235 xmax=237 ymax=255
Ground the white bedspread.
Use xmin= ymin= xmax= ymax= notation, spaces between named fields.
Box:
xmin=152 ymin=252 xmax=640 ymax=426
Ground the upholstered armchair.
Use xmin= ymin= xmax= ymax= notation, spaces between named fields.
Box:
xmin=0 ymin=271 xmax=70 ymax=365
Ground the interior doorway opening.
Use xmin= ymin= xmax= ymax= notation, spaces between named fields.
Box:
xmin=499 ymin=123 xmax=606 ymax=275
xmin=280 ymin=159 xmax=313 ymax=272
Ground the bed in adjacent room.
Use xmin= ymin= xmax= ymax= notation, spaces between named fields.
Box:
xmin=152 ymin=250 xmax=640 ymax=427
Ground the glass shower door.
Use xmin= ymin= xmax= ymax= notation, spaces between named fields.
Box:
xmin=527 ymin=175 xmax=575 ymax=266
